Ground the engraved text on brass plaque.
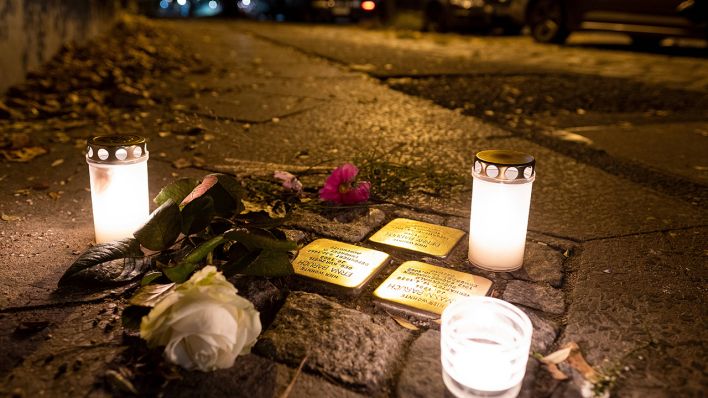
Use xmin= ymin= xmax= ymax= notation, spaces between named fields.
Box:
xmin=292 ymin=239 xmax=390 ymax=288
xmin=369 ymin=218 xmax=465 ymax=257
xmin=373 ymin=261 xmax=492 ymax=315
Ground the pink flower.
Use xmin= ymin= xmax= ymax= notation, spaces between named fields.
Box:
xmin=319 ymin=163 xmax=371 ymax=205
xmin=274 ymin=171 xmax=303 ymax=193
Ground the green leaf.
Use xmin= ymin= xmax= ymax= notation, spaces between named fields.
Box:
xmin=154 ymin=177 xmax=200 ymax=207
xmin=163 ymin=236 xmax=225 ymax=283
xmin=215 ymin=173 xmax=245 ymax=213
xmin=122 ymin=305 xmax=150 ymax=330
xmin=58 ymin=238 xmax=147 ymax=286
xmin=140 ymin=271 xmax=163 ymax=286
xmin=224 ymin=248 xmax=293 ymax=277
xmin=129 ymin=283 xmax=175 ymax=307
xmin=224 ymin=227 xmax=297 ymax=252
xmin=182 ymin=174 xmax=244 ymax=216
xmin=180 ymin=196 xmax=215 ymax=235
xmin=134 ymin=199 xmax=182 ymax=251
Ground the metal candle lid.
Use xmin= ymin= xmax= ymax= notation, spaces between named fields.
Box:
xmin=86 ymin=135 xmax=148 ymax=164
xmin=473 ymin=150 xmax=535 ymax=183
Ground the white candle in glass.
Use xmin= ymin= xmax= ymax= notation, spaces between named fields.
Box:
xmin=441 ymin=296 xmax=533 ymax=398
xmin=87 ymin=136 xmax=149 ymax=243
xmin=468 ymin=150 xmax=535 ymax=272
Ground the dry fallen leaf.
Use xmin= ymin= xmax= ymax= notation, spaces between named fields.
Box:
xmin=51 ymin=158 xmax=64 ymax=167
xmin=565 ymin=342 xmax=600 ymax=383
xmin=105 ymin=369 xmax=138 ymax=395
xmin=54 ymin=132 xmax=71 ymax=143
xmin=541 ymin=346 xmax=572 ymax=365
xmin=538 ymin=342 xmax=599 ymax=383
xmin=387 ymin=312 xmax=419 ymax=331
xmin=1 ymin=146 xmax=48 ymax=162
xmin=10 ymin=132 xmax=31 ymax=149
xmin=48 ymin=191 xmax=63 ymax=200
xmin=1 ymin=212 xmax=20 ymax=222
xmin=172 ymin=158 xmax=192 ymax=169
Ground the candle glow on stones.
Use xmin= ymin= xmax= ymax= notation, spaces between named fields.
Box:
xmin=468 ymin=150 xmax=535 ymax=272
xmin=86 ymin=135 xmax=149 ymax=243
xmin=440 ymin=297 xmax=532 ymax=398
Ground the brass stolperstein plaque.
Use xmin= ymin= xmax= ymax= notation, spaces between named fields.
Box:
xmin=292 ymin=239 xmax=390 ymax=289
xmin=369 ymin=218 xmax=466 ymax=257
xmin=373 ymin=261 xmax=493 ymax=316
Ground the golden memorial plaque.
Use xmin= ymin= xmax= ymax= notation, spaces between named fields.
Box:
xmin=369 ymin=218 xmax=465 ymax=257
xmin=373 ymin=261 xmax=492 ymax=316
xmin=292 ymin=239 xmax=390 ymax=289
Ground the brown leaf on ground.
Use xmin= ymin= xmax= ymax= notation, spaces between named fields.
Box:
xmin=388 ymin=313 xmax=419 ymax=331
xmin=566 ymin=342 xmax=600 ymax=383
xmin=172 ymin=158 xmax=192 ymax=169
xmin=48 ymin=191 xmax=63 ymax=200
xmin=1 ymin=146 xmax=48 ymax=162
xmin=538 ymin=342 xmax=599 ymax=383
xmin=10 ymin=132 xmax=31 ymax=149
xmin=53 ymin=132 xmax=71 ymax=143
xmin=1 ymin=212 xmax=21 ymax=222
xmin=51 ymin=158 xmax=64 ymax=167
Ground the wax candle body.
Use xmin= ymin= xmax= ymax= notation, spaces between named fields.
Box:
xmin=468 ymin=177 xmax=533 ymax=271
xmin=88 ymin=160 xmax=149 ymax=243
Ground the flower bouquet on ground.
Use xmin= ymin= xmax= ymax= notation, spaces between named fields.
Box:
xmin=59 ymin=173 xmax=297 ymax=370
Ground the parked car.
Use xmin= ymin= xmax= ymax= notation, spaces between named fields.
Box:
xmin=525 ymin=0 xmax=707 ymax=44
xmin=236 ymin=0 xmax=381 ymax=21
xmin=139 ymin=0 xmax=226 ymax=17
xmin=421 ymin=0 xmax=707 ymax=46
xmin=421 ymin=0 xmax=525 ymax=33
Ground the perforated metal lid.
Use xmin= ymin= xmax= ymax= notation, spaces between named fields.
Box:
xmin=472 ymin=150 xmax=535 ymax=183
xmin=86 ymin=135 xmax=148 ymax=164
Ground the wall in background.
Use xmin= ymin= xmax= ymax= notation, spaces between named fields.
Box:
xmin=0 ymin=0 xmax=130 ymax=94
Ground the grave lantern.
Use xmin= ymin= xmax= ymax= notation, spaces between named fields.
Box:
xmin=468 ymin=150 xmax=535 ymax=272
xmin=441 ymin=296 xmax=532 ymax=398
xmin=86 ymin=135 xmax=149 ymax=243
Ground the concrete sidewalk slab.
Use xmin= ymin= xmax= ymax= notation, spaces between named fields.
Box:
xmin=562 ymin=227 xmax=707 ymax=396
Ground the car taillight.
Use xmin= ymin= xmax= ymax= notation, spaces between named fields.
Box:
xmin=361 ymin=0 xmax=375 ymax=11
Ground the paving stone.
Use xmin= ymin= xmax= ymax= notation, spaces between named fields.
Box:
xmin=392 ymin=208 xmax=447 ymax=226
xmin=503 ymin=280 xmax=565 ymax=315
xmin=396 ymin=330 xmax=445 ymax=398
xmin=520 ymin=308 xmax=559 ymax=354
xmin=284 ymin=208 xmax=386 ymax=243
xmin=164 ymin=354 xmax=364 ymax=398
xmin=230 ymin=276 xmax=286 ymax=328
xmin=518 ymin=360 xmax=540 ymax=398
xmin=443 ymin=216 xmax=469 ymax=232
xmin=255 ymin=291 xmax=410 ymax=392
xmin=512 ymin=242 xmax=565 ymax=288
xmin=562 ymin=228 xmax=708 ymax=397
xmin=282 ymin=229 xmax=308 ymax=244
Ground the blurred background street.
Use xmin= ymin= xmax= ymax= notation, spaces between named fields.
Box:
xmin=0 ymin=1 xmax=706 ymax=397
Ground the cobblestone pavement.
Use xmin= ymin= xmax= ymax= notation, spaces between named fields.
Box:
xmin=0 ymin=19 xmax=706 ymax=397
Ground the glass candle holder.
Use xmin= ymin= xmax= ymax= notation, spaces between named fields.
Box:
xmin=468 ymin=150 xmax=535 ymax=272
xmin=86 ymin=135 xmax=149 ymax=243
xmin=441 ymin=296 xmax=532 ymax=398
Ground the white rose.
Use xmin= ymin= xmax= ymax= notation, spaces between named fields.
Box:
xmin=140 ymin=266 xmax=261 ymax=372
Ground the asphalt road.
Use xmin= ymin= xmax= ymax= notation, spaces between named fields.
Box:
xmin=236 ymin=21 xmax=708 ymax=206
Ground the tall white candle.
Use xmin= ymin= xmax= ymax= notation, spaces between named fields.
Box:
xmin=468 ymin=150 xmax=535 ymax=272
xmin=87 ymin=136 xmax=149 ymax=243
